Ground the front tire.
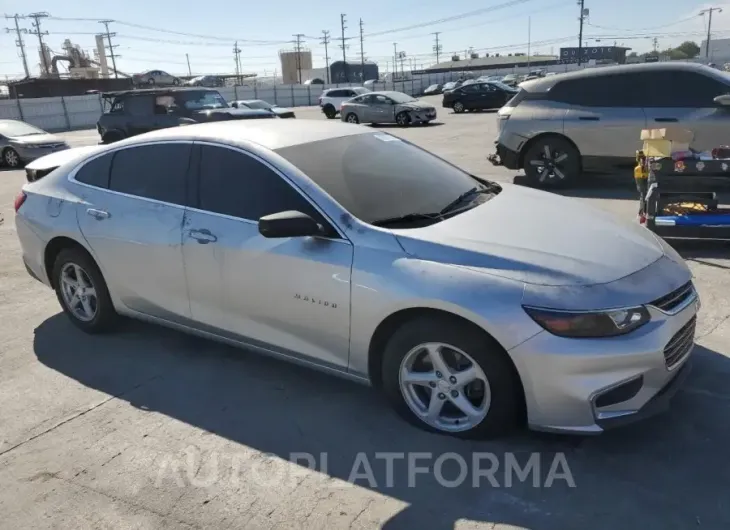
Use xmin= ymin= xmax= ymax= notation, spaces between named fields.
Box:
xmin=3 ymin=147 xmax=21 ymax=168
xmin=345 ymin=113 xmax=359 ymax=124
xmin=323 ymin=105 xmax=337 ymax=119
xmin=147 ymin=78 xmax=155 ymax=86
xmin=52 ymin=247 xmax=118 ymax=333
xmin=381 ymin=316 xmax=522 ymax=439
xmin=395 ymin=111 xmax=411 ymax=127
xmin=523 ymin=135 xmax=581 ymax=189
xmin=453 ymin=101 xmax=465 ymax=113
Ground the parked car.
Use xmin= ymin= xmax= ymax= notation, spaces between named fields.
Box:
xmin=0 ymin=119 xmax=69 ymax=168
xmin=423 ymin=84 xmax=443 ymax=95
xmin=486 ymin=75 xmax=505 ymax=83
xmin=184 ymin=75 xmax=224 ymax=88
xmin=24 ymin=145 xmax=104 ymax=182
xmin=230 ymin=99 xmax=296 ymax=118
xmin=15 ymin=120 xmax=698 ymax=438
xmin=132 ymin=70 xmax=181 ymax=87
xmin=501 ymin=74 xmax=519 ymax=87
xmin=491 ymin=62 xmax=730 ymax=187
xmin=96 ymin=88 xmax=276 ymax=144
xmin=441 ymin=81 xmax=463 ymax=92
xmin=442 ymin=82 xmax=518 ymax=113
xmin=319 ymin=87 xmax=370 ymax=119
xmin=340 ymin=91 xmax=437 ymax=126
xmin=461 ymin=79 xmax=478 ymax=86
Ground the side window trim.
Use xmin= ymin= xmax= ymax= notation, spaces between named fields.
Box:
xmin=68 ymin=140 xmax=195 ymax=210
xmin=190 ymin=140 xmax=346 ymax=240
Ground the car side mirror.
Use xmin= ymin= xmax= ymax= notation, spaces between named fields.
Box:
xmin=230 ymin=102 xmax=238 ymax=108
xmin=258 ymin=210 xmax=324 ymax=238
xmin=714 ymin=94 xmax=730 ymax=106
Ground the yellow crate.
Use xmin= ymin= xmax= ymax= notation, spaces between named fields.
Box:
xmin=642 ymin=139 xmax=690 ymax=158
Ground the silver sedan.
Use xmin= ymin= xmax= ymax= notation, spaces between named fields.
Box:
xmin=340 ymin=91 xmax=437 ymax=126
xmin=15 ymin=120 xmax=697 ymax=438
xmin=0 ymin=119 xmax=69 ymax=168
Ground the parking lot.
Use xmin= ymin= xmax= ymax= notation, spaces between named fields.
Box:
xmin=1 ymin=97 xmax=730 ymax=529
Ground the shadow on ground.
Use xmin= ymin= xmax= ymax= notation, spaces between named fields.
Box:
xmin=34 ymin=314 xmax=730 ymax=529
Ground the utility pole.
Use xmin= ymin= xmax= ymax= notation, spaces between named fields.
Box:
xmin=393 ymin=42 xmax=398 ymax=80
xmin=577 ymin=0 xmax=586 ymax=66
xmin=700 ymin=7 xmax=723 ymax=58
xmin=233 ymin=41 xmax=241 ymax=84
xmin=186 ymin=53 xmax=192 ymax=76
xmin=527 ymin=17 xmax=531 ymax=68
xmin=320 ymin=30 xmax=331 ymax=84
xmin=339 ymin=14 xmax=350 ymax=83
xmin=27 ymin=12 xmax=49 ymax=77
xmin=359 ymin=18 xmax=365 ymax=82
xmin=4 ymin=14 xmax=30 ymax=78
xmin=293 ymin=33 xmax=305 ymax=84
xmin=99 ymin=20 xmax=119 ymax=79
xmin=432 ymin=32 xmax=442 ymax=64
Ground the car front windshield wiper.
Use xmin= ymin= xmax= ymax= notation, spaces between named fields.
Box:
xmin=439 ymin=185 xmax=497 ymax=216
xmin=370 ymin=212 xmax=443 ymax=227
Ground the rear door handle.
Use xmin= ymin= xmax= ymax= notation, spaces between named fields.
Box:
xmin=188 ymin=229 xmax=217 ymax=244
xmin=654 ymin=117 xmax=678 ymax=122
xmin=579 ymin=116 xmax=600 ymax=121
xmin=86 ymin=208 xmax=110 ymax=220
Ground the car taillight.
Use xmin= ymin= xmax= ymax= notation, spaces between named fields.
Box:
xmin=14 ymin=191 xmax=27 ymax=212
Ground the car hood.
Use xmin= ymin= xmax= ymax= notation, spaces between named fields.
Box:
xmin=193 ymin=108 xmax=276 ymax=120
xmin=25 ymin=145 xmax=104 ymax=170
xmin=393 ymin=184 xmax=665 ymax=288
xmin=396 ymin=100 xmax=433 ymax=110
xmin=271 ymin=107 xmax=295 ymax=115
xmin=10 ymin=133 xmax=65 ymax=146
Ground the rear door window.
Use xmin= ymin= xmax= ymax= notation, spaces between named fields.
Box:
xmin=640 ymin=71 xmax=730 ymax=107
xmin=75 ymin=153 xmax=113 ymax=188
xmin=549 ymin=74 xmax=640 ymax=107
xmin=124 ymin=96 xmax=154 ymax=116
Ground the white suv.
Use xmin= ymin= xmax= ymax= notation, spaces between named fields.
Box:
xmin=319 ymin=87 xmax=370 ymax=119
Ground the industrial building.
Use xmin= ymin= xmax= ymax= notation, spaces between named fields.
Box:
xmin=423 ymin=53 xmax=559 ymax=73
xmin=699 ymin=38 xmax=730 ymax=60
xmin=279 ymin=49 xmax=313 ymax=84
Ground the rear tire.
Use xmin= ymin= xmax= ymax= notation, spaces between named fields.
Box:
xmin=52 ymin=247 xmax=118 ymax=334
xmin=381 ymin=316 xmax=522 ymax=439
xmin=323 ymin=105 xmax=337 ymax=119
xmin=101 ymin=131 xmax=124 ymax=144
xmin=523 ymin=135 xmax=581 ymax=189
xmin=147 ymin=78 xmax=155 ymax=86
xmin=453 ymin=101 xmax=465 ymax=113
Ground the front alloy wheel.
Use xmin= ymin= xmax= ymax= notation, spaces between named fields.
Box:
xmin=523 ymin=136 xmax=580 ymax=188
xmin=395 ymin=111 xmax=410 ymax=127
xmin=453 ymin=101 xmax=465 ymax=113
xmin=3 ymin=148 xmax=20 ymax=168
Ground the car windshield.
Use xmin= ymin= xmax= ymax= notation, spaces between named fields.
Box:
xmin=241 ymin=100 xmax=274 ymax=109
xmin=275 ymin=132 xmax=494 ymax=225
xmin=0 ymin=120 xmax=45 ymax=137
xmin=426 ymin=84 xmax=438 ymax=90
xmin=490 ymin=81 xmax=517 ymax=91
xmin=443 ymin=82 xmax=456 ymax=89
xmin=386 ymin=92 xmax=417 ymax=103
xmin=176 ymin=90 xmax=228 ymax=110
xmin=503 ymin=75 xmax=517 ymax=80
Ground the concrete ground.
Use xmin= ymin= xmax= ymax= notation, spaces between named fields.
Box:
xmin=1 ymin=98 xmax=729 ymax=529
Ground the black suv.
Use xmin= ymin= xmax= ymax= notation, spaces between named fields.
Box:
xmin=96 ymin=88 xmax=276 ymax=144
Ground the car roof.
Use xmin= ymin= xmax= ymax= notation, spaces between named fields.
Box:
xmin=109 ymin=119 xmax=372 ymax=151
xmin=521 ymin=61 xmax=720 ymax=91
xmin=102 ymin=87 xmax=218 ymax=98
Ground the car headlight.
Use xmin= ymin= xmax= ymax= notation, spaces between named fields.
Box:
xmin=522 ymin=305 xmax=650 ymax=338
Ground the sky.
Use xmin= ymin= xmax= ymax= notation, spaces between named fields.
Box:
xmin=1 ymin=0 xmax=728 ymax=80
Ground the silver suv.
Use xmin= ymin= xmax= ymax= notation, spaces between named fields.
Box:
xmin=490 ymin=62 xmax=730 ymax=187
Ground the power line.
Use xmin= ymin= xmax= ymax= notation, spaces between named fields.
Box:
xmin=27 ymin=12 xmax=50 ymax=76
xmin=585 ymin=15 xmax=699 ymax=32
xmin=3 ymin=14 xmax=30 ymax=77
xmin=432 ymin=32 xmax=442 ymax=64
xmin=320 ymin=30 xmax=331 ymax=84
xmin=700 ymin=7 xmax=724 ymax=59
xmin=99 ymin=20 xmax=119 ymax=79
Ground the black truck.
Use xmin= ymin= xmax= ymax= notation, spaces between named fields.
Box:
xmin=96 ymin=87 xmax=276 ymax=144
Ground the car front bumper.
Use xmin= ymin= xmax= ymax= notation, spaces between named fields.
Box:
xmin=487 ymin=142 xmax=520 ymax=170
xmin=509 ymin=291 xmax=699 ymax=434
xmin=409 ymin=109 xmax=437 ymax=122
xmin=14 ymin=143 xmax=69 ymax=164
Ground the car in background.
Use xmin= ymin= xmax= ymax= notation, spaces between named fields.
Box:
xmin=340 ymin=91 xmax=437 ymax=126
xmin=319 ymin=87 xmax=371 ymax=119
xmin=545 ymin=72 xmax=557 ymax=77
xmin=184 ymin=75 xmax=224 ymax=88
xmin=423 ymin=84 xmax=443 ymax=95
xmin=97 ymin=88 xmax=276 ymax=144
xmin=24 ymin=145 xmax=104 ymax=182
xmin=0 ymin=119 xmax=69 ymax=168
xmin=132 ymin=70 xmax=181 ymax=87
xmin=15 ymin=119 xmax=697 ymax=439
xmin=501 ymin=74 xmax=520 ymax=87
xmin=490 ymin=62 xmax=730 ymax=187
xmin=442 ymin=82 xmax=518 ymax=113
xmin=461 ymin=79 xmax=478 ymax=86
xmin=230 ymin=99 xmax=296 ymax=118
xmin=441 ymin=81 xmax=463 ymax=92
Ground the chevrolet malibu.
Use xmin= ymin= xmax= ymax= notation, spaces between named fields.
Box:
xmin=14 ymin=120 xmax=697 ymax=438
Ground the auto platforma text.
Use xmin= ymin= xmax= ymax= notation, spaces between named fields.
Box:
xmin=155 ymin=447 xmax=576 ymax=489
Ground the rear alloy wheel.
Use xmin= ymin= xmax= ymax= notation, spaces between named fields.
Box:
xmin=395 ymin=111 xmax=411 ymax=127
xmin=346 ymin=113 xmax=359 ymax=124
xmin=3 ymin=147 xmax=21 ymax=168
xmin=523 ymin=136 xmax=581 ymax=189
xmin=453 ymin=101 xmax=465 ymax=113
xmin=147 ymin=78 xmax=155 ymax=86
xmin=172 ymin=78 xmax=180 ymax=86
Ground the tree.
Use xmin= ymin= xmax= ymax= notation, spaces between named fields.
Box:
xmin=675 ymin=41 xmax=701 ymax=58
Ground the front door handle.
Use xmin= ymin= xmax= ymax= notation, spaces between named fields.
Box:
xmin=86 ymin=208 xmax=110 ymax=220
xmin=654 ymin=117 xmax=678 ymax=122
xmin=188 ymin=229 xmax=217 ymax=244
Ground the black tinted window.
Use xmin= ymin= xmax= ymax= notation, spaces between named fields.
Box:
xmin=109 ymin=143 xmax=190 ymax=205
xmin=549 ymin=74 xmax=639 ymax=107
xmin=197 ymin=145 xmax=322 ymax=222
xmin=124 ymin=96 xmax=153 ymax=116
xmin=76 ymin=153 xmax=112 ymax=188
xmin=641 ymin=71 xmax=730 ymax=107
xmin=327 ymin=90 xmax=344 ymax=98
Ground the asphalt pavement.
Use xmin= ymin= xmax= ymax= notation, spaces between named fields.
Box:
xmin=0 ymin=98 xmax=729 ymax=529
